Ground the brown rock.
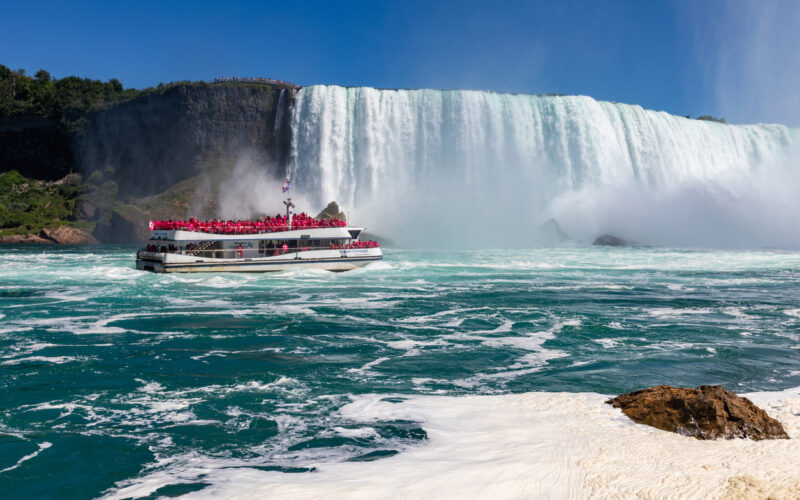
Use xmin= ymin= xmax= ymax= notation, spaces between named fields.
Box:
xmin=39 ymin=225 xmax=99 ymax=245
xmin=315 ymin=201 xmax=346 ymax=222
xmin=0 ymin=233 xmax=53 ymax=244
xmin=607 ymin=385 xmax=789 ymax=440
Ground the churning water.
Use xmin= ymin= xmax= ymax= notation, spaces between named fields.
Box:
xmin=1 ymin=245 xmax=800 ymax=498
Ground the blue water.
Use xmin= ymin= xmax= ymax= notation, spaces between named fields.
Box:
xmin=1 ymin=245 xmax=800 ymax=498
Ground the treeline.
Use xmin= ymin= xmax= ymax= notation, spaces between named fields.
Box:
xmin=0 ymin=65 xmax=143 ymax=120
xmin=0 ymin=64 xmax=209 ymax=132
xmin=696 ymin=115 xmax=726 ymax=124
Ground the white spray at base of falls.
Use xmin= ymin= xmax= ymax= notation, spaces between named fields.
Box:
xmin=289 ymin=85 xmax=800 ymax=248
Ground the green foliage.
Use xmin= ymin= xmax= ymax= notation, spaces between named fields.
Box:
xmin=0 ymin=64 xmax=209 ymax=134
xmin=696 ymin=115 xmax=727 ymax=124
xmin=0 ymin=64 xmax=143 ymax=132
xmin=0 ymin=170 xmax=87 ymax=235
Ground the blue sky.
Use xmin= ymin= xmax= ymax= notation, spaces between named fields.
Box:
xmin=2 ymin=0 xmax=799 ymax=125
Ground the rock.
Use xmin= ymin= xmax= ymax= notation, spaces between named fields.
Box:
xmin=607 ymin=385 xmax=789 ymax=441
xmin=537 ymin=218 xmax=569 ymax=244
xmin=592 ymin=234 xmax=629 ymax=246
xmin=0 ymin=233 xmax=53 ymax=244
xmin=40 ymin=225 xmax=99 ymax=245
xmin=316 ymin=201 xmax=346 ymax=222
xmin=78 ymin=200 xmax=96 ymax=219
xmin=360 ymin=231 xmax=394 ymax=247
xmin=91 ymin=211 xmax=140 ymax=244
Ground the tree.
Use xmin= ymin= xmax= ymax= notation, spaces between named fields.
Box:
xmin=35 ymin=69 xmax=51 ymax=83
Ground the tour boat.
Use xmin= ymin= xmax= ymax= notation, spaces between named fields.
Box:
xmin=135 ymin=197 xmax=382 ymax=273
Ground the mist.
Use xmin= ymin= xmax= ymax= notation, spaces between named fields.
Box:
xmin=691 ymin=0 xmax=800 ymax=127
xmin=213 ymin=151 xmax=317 ymax=221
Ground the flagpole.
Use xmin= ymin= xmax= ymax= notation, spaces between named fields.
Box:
xmin=282 ymin=177 xmax=294 ymax=229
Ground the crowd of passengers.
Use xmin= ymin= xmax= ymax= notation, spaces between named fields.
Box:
xmin=151 ymin=213 xmax=347 ymax=233
xmin=330 ymin=240 xmax=380 ymax=249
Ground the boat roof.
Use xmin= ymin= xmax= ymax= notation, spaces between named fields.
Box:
xmin=150 ymin=226 xmax=364 ymax=242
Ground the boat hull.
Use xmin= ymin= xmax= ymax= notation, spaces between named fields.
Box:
xmin=136 ymin=248 xmax=382 ymax=273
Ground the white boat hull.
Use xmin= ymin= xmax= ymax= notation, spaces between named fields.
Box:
xmin=136 ymin=248 xmax=382 ymax=273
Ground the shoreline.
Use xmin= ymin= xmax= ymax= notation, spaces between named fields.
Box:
xmin=106 ymin=387 xmax=800 ymax=499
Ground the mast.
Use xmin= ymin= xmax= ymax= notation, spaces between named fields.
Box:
xmin=283 ymin=197 xmax=295 ymax=229
xmin=281 ymin=177 xmax=294 ymax=229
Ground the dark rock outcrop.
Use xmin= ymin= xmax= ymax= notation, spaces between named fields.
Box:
xmin=316 ymin=201 xmax=346 ymax=222
xmin=607 ymin=385 xmax=789 ymax=441
xmin=593 ymin=234 xmax=629 ymax=246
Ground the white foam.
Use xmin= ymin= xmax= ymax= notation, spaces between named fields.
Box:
xmin=131 ymin=389 xmax=800 ymax=500
xmin=784 ymin=308 xmax=800 ymax=318
xmin=347 ymin=357 xmax=390 ymax=375
xmin=0 ymin=441 xmax=52 ymax=473
xmin=646 ymin=307 xmax=715 ymax=319
xmin=0 ymin=355 xmax=89 ymax=366
xmin=594 ymin=338 xmax=621 ymax=349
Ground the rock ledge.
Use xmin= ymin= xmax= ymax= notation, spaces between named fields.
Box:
xmin=607 ymin=385 xmax=789 ymax=440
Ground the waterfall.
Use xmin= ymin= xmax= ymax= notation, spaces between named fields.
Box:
xmin=289 ymin=85 xmax=800 ymax=247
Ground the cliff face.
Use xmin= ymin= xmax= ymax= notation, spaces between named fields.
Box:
xmin=0 ymin=81 xmax=297 ymax=243
xmin=0 ymin=116 xmax=74 ymax=180
xmin=80 ymin=83 xmax=295 ymax=197
xmin=0 ymin=82 xmax=295 ymax=191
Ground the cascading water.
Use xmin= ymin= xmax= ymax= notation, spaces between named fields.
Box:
xmin=290 ymin=85 xmax=800 ymax=247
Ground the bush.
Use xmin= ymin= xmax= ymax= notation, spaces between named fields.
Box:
xmin=696 ymin=115 xmax=727 ymax=124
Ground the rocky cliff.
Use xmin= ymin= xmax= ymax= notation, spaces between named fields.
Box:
xmin=0 ymin=81 xmax=295 ymax=193
xmin=80 ymin=83 xmax=295 ymax=197
xmin=0 ymin=80 xmax=297 ymax=243
xmin=0 ymin=115 xmax=74 ymax=180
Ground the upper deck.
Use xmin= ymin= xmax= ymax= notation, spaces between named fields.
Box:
xmin=150 ymin=226 xmax=364 ymax=242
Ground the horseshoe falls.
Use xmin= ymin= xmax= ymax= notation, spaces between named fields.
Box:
xmin=290 ymin=86 xmax=800 ymax=248
xmin=4 ymin=88 xmax=800 ymax=500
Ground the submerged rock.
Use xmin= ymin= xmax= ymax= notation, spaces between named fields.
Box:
xmin=592 ymin=234 xmax=628 ymax=246
xmin=316 ymin=201 xmax=346 ymax=222
xmin=607 ymin=385 xmax=789 ymax=440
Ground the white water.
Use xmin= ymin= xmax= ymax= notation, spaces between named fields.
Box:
xmin=107 ymin=389 xmax=800 ymax=500
xmin=290 ymin=86 xmax=800 ymax=247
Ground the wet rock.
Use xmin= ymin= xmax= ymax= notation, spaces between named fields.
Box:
xmin=316 ymin=201 xmax=346 ymax=222
xmin=592 ymin=234 xmax=629 ymax=246
xmin=607 ymin=385 xmax=789 ymax=440
xmin=91 ymin=211 xmax=140 ymax=244
xmin=537 ymin=218 xmax=569 ymax=244
xmin=78 ymin=200 xmax=96 ymax=219
xmin=40 ymin=225 xmax=99 ymax=245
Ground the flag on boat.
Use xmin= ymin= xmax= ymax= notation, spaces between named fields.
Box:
xmin=282 ymin=179 xmax=291 ymax=193
xmin=148 ymin=220 xmax=154 ymax=231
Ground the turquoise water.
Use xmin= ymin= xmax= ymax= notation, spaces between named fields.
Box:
xmin=1 ymin=245 xmax=800 ymax=498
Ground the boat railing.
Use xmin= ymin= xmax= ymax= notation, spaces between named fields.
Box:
xmin=140 ymin=246 xmax=376 ymax=260
xmin=185 ymin=249 xmax=292 ymax=259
